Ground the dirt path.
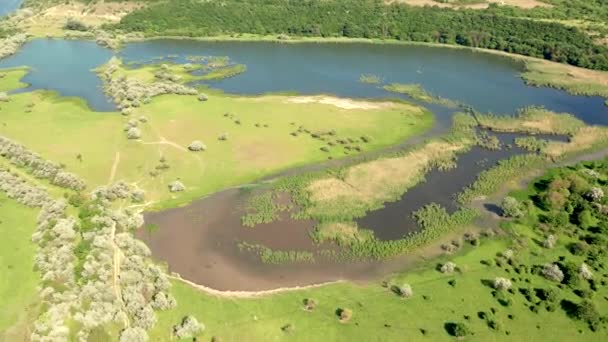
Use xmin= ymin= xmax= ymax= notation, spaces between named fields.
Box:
xmin=171 ymin=275 xmax=341 ymax=298
xmin=141 ymin=137 xmax=188 ymax=152
xmin=108 ymin=151 xmax=120 ymax=184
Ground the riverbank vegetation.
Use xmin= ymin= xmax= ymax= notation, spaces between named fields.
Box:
xmin=383 ymin=83 xmax=461 ymax=107
xmin=113 ymin=0 xmax=608 ymax=71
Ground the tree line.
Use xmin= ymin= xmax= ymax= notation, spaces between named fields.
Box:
xmin=112 ymin=0 xmax=608 ymax=71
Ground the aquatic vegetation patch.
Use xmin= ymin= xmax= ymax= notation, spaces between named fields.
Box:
xmin=238 ymin=242 xmax=315 ymax=264
xmin=311 ymin=222 xmax=374 ymax=246
xmin=476 ymin=106 xmax=585 ymax=136
xmin=383 ymin=83 xmax=461 ymax=107
xmin=359 ymin=73 xmax=382 ymax=84
xmin=241 ymin=192 xmax=291 ymax=227
xmin=514 ymin=136 xmax=549 ymax=152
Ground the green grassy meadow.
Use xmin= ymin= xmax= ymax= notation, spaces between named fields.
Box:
xmin=0 ymin=194 xmax=39 ymax=341
xmin=0 ymin=68 xmax=433 ymax=209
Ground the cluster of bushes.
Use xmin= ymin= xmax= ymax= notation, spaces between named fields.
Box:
xmin=114 ymin=0 xmax=608 ymax=70
xmin=92 ymin=180 xmax=146 ymax=204
xmin=0 ymin=136 xmax=86 ymax=191
xmin=30 ymin=199 xmax=78 ymax=341
xmin=498 ymin=160 xmax=608 ymax=332
xmin=99 ymin=57 xmax=197 ymax=113
xmin=0 ymin=168 xmax=51 ymax=207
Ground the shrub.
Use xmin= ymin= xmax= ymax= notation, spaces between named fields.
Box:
xmin=198 ymin=94 xmax=208 ymax=101
xmin=440 ymin=261 xmax=457 ymax=274
xmin=188 ymin=140 xmax=207 ymax=152
xmin=127 ymin=127 xmax=141 ymax=139
xmin=0 ymin=92 xmax=9 ymax=102
xmin=168 ymin=180 xmax=185 ymax=192
xmin=579 ymin=263 xmax=593 ymax=280
xmin=173 ymin=316 xmax=204 ymax=339
xmin=543 ymin=234 xmax=557 ymax=249
xmin=398 ymin=283 xmax=414 ymax=298
xmin=501 ymin=196 xmax=523 ymax=218
xmin=573 ymin=300 xmax=602 ymax=331
xmin=542 ymin=263 xmax=564 ymax=283
xmin=119 ymin=327 xmax=148 ymax=342
xmin=218 ymin=133 xmax=229 ymax=141
xmin=445 ymin=322 xmax=471 ymax=337
xmin=281 ymin=323 xmax=294 ymax=333
xmin=303 ymin=298 xmax=317 ymax=311
xmin=493 ymin=277 xmax=513 ymax=291
xmin=338 ymin=308 xmax=352 ymax=322
xmin=64 ymin=18 xmax=88 ymax=31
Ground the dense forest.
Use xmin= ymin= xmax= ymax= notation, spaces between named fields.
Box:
xmin=112 ymin=0 xmax=608 ymax=71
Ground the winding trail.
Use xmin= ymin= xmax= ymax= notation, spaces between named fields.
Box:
xmin=141 ymin=137 xmax=188 ymax=152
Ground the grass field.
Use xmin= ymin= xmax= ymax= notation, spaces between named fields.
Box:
xmin=522 ymin=60 xmax=608 ymax=99
xmin=0 ymin=67 xmax=29 ymax=92
xmin=0 ymin=193 xmax=39 ymax=341
xmin=152 ymin=235 xmax=603 ymax=341
xmin=0 ymin=68 xmax=433 ymax=210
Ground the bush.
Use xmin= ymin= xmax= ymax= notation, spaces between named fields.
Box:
xmin=64 ymin=18 xmax=88 ymax=31
xmin=218 ymin=133 xmax=229 ymax=141
xmin=173 ymin=316 xmax=204 ymax=339
xmin=303 ymin=298 xmax=317 ymax=311
xmin=338 ymin=308 xmax=352 ymax=322
xmin=444 ymin=322 xmax=471 ymax=337
xmin=168 ymin=180 xmax=185 ymax=192
xmin=198 ymin=94 xmax=208 ymax=101
xmin=493 ymin=277 xmax=513 ymax=291
xmin=579 ymin=263 xmax=593 ymax=280
xmin=119 ymin=327 xmax=148 ymax=342
xmin=501 ymin=196 xmax=524 ymax=218
xmin=0 ymin=92 xmax=9 ymax=102
xmin=543 ymin=234 xmax=557 ymax=249
xmin=188 ymin=140 xmax=207 ymax=152
xmin=542 ymin=263 xmax=564 ymax=283
xmin=127 ymin=127 xmax=142 ymax=139
xmin=397 ymin=283 xmax=414 ymax=298
xmin=440 ymin=261 xmax=457 ymax=274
